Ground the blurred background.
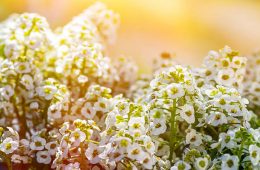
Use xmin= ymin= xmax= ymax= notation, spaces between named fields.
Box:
xmin=1 ymin=0 xmax=260 ymax=72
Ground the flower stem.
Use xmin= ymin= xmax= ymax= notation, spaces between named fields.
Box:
xmin=238 ymin=140 xmax=244 ymax=160
xmin=209 ymin=125 xmax=218 ymax=136
xmin=44 ymin=100 xmax=51 ymax=127
xmin=169 ymin=99 xmax=177 ymax=163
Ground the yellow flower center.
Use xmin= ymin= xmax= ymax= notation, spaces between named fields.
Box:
xmin=5 ymin=143 xmax=12 ymax=150
xmin=131 ymin=149 xmax=140 ymax=155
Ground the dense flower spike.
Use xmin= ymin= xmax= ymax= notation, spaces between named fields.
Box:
xmin=0 ymin=2 xmax=259 ymax=170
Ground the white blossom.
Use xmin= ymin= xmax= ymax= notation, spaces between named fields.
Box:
xmin=0 ymin=137 xmax=19 ymax=154
xmin=171 ymin=161 xmax=191 ymax=170
xmin=85 ymin=143 xmax=102 ymax=164
xmin=36 ymin=150 xmax=51 ymax=164
xmin=206 ymin=112 xmax=227 ymax=126
xmin=186 ymin=129 xmax=202 ymax=146
xmin=194 ymin=157 xmax=209 ymax=170
xmin=221 ymin=154 xmax=239 ymax=170
xmin=30 ymin=136 xmax=46 ymax=151
xmin=249 ymin=144 xmax=260 ymax=166
xmin=179 ymin=104 xmax=195 ymax=124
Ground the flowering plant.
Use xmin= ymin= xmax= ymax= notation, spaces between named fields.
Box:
xmin=0 ymin=2 xmax=259 ymax=170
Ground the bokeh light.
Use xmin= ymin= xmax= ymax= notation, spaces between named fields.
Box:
xmin=1 ymin=0 xmax=260 ymax=72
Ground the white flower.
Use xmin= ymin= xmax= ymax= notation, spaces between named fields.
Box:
xmin=69 ymin=128 xmax=86 ymax=146
xmin=20 ymin=74 xmax=34 ymax=90
xmin=115 ymin=137 xmax=131 ymax=153
xmin=36 ymin=150 xmax=51 ymax=164
xmin=186 ymin=129 xmax=202 ymax=146
xmin=30 ymin=136 xmax=46 ymax=151
xmin=226 ymin=105 xmax=243 ymax=117
xmin=214 ymin=94 xmax=231 ymax=110
xmin=94 ymin=98 xmax=110 ymax=113
xmin=77 ymin=75 xmax=88 ymax=83
xmin=249 ymin=82 xmax=260 ymax=96
xmin=85 ymin=143 xmax=102 ymax=164
xmin=105 ymin=110 xmax=118 ymax=128
xmin=221 ymin=154 xmax=239 ymax=170
xmin=219 ymin=58 xmax=231 ymax=68
xmin=48 ymin=104 xmax=62 ymax=119
xmin=166 ymin=83 xmax=185 ymax=99
xmin=203 ymin=69 xmax=216 ymax=81
xmin=30 ymin=102 xmax=39 ymax=109
xmin=59 ymin=136 xmax=70 ymax=158
xmin=81 ymin=102 xmax=96 ymax=119
xmin=45 ymin=141 xmax=58 ymax=155
xmin=127 ymin=143 xmax=145 ymax=161
xmin=141 ymin=153 xmax=155 ymax=169
xmin=128 ymin=117 xmax=145 ymax=133
xmin=0 ymin=137 xmax=19 ymax=154
xmin=109 ymin=150 xmax=125 ymax=162
xmin=14 ymin=62 xmax=31 ymax=74
xmin=171 ymin=161 xmax=191 ymax=170
xmin=194 ymin=157 xmax=209 ymax=170
xmin=26 ymin=32 xmax=42 ymax=49
xmin=59 ymin=122 xmax=70 ymax=135
xmin=219 ymin=133 xmax=236 ymax=150
xmin=4 ymin=40 xmax=22 ymax=58
xmin=249 ymin=144 xmax=260 ymax=166
xmin=64 ymin=162 xmax=80 ymax=170
xmin=249 ymin=128 xmax=260 ymax=143
xmin=206 ymin=112 xmax=227 ymax=126
xmin=179 ymin=104 xmax=195 ymax=124
xmin=227 ymin=116 xmax=240 ymax=126
xmin=11 ymin=154 xmax=30 ymax=164
xmin=216 ymin=68 xmax=235 ymax=86
xmin=139 ymin=135 xmax=156 ymax=154
xmin=36 ymin=85 xmax=57 ymax=100
xmin=150 ymin=118 xmax=167 ymax=135
xmin=0 ymin=85 xmax=14 ymax=100
xmin=130 ymin=129 xmax=144 ymax=139
xmin=150 ymin=77 xmax=162 ymax=89
xmin=100 ymin=143 xmax=124 ymax=162
xmin=231 ymin=56 xmax=246 ymax=69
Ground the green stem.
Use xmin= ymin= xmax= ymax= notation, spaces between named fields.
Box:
xmin=157 ymin=107 xmax=172 ymax=112
xmin=238 ymin=140 xmax=244 ymax=160
xmin=169 ymin=99 xmax=177 ymax=163
xmin=209 ymin=126 xmax=218 ymax=136
xmin=86 ymin=139 xmax=99 ymax=144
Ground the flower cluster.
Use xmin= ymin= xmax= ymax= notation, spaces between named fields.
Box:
xmin=52 ymin=119 xmax=101 ymax=169
xmin=44 ymin=2 xmax=135 ymax=99
xmin=195 ymin=46 xmax=247 ymax=92
xmin=243 ymin=51 xmax=260 ymax=113
xmin=0 ymin=2 xmax=259 ymax=170
xmin=128 ymin=52 xmax=178 ymax=103
xmin=69 ymin=85 xmax=114 ymax=127
xmin=104 ymin=100 xmax=157 ymax=169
